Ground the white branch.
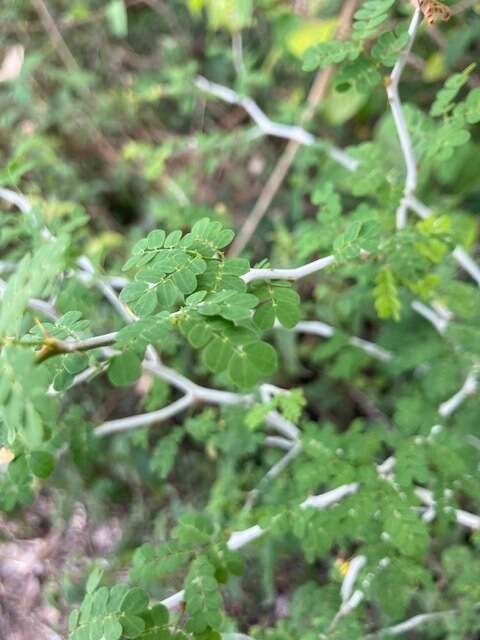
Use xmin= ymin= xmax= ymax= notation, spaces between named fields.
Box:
xmin=285 ymin=320 xmax=393 ymax=362
xmin=405 ymin=194 xmax=430 ymax=220
xmin=196 ymin=72 xmax=480 ymax=285
xmin=144 ymin=360 xmax=300 ymax=440
xmin=341 ymin=555 xmax=366 ymax=603
xmin=438 ymin=368 xmax=478 ymax=417
xmin=227 ymin=524 xmax=265 ymax=551
xmin=196 ymin=75 xmax=358 ymax=172
xmin=197 ymin=75 xmax=315 ymax=146
xmin=49 ymin=331 xmax=118 ymax=355
xmin=242 ymin=255 xmax=335 ymax=284
xmin=367 ymin=610 xmax=453 ymax=638
xmin=259 ymin=442 xmax=302 ymax=484
xmin=414 ymin=486 xmax=480 ymax=530
xmin=300 ymin=483 xmax=359 ymax=509
xmin=0 ymin=187 xmax=31 ymax=213
xmin=94 ymin=394 xmax=194 ymax=437
xmin=264 ymin=435 xmax=296 ymax=450
xmin=143 ymin=359 xmax=247 ymax=404
xmin=452 ymin=246 xmax=480 ymax=287
xmin=325 ymin=556 xmax=389 ymax=635
xmin=291 ymin=320 xmax=334 ymax=338
xmin=386 ymin=8 xmax=422 ymax=229
xmin=411 ymin=300 xmax=449 ymax=334
xmin=159 ymin=482 xmax=357 ymax=611
xmin=348 ymin=336 xmax=392 ymax=362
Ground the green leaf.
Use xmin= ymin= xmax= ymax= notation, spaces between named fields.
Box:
xmin=122 ymin=614 xmax=146 ymax=638
xmin=303 ymin=40 xmax=359 ymax=71
xmin=0 ymin=240 xmax=66 ymax=339
xmin=352 ymin=0 xmax=395 ymax=40
xmin=29 ymin=451 xmax=54 ymax=478
xmin=173 ymin=512 xmax=213 ymax=546
xmin=132 ymin=288 xmax=158 ymax=317
xmin=150 ymin=428 xmax=183 ymax=479
xmin=103 ymin=617 xmax=123 ymax=640
xmin=0 ymin=347 xmax=54 ymax=446
xmin=108 ymin=351 xmax=142 ymax=386
xmin=185 ymin=556 xmax=223 ymax=634
xmin=121 ymin=588 xmax=150 ymax=614
xmin=253 ymin=283 xmax=300 ymax=330
xmin=371 ymin=26 xmax=409 ymax=66
xmin=86 ymin=567 xmax=104 ymax=594
xmin=374 ymin=268 xmax=401 ymax=320
xmin=228 ymin=341 xmax=277 ymax=389
xmin=333 ymin=220 xmax=363 ymax=261
xmin=384 ymin=500 xmax=429 ymax=559
xmin=63 ymin=353 xmax=89 ymax=374
xmin=431 ymin=64 xmax=476 ymax=117
xmin=130 ymin=542 xmax=191 ymax=583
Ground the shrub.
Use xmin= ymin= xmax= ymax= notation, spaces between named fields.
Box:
xmin=1 ymin=1 xmax=480 ymax=639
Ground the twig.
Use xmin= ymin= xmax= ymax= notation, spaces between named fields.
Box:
xmin=194 ymin=82 xmax=480 ymax=290
xmin=386 ymin=8 xmax=422 ymax=229
xmin=196 ymin=76 xmax=357 ymax=172
xmin=452 ymin=246 xmax=480 ymax=287
xmin=160 ymin=483 xmax=357 ymax=611
xmin=300 ymin=483 xmax=359 ymax=509
xmin=341 ymin=555 xmax=367 ymax=603
xmin=411 ymin=300 xmax=449 ymax=334
xmin=242 ymin=254 xmax=334 ymax=283
xmin=0 ymin=187 xmax=32 ymax=213
xmin=366 ymin=610 xmax=453 ymax=638
xmin=31 ymin=0 xmax=80 ymax=72
xmin=325 ymin=555 xmax=367 ymax=633
xmin=144 ymin=361 xmax=300 ymax=440
xmin=36 ymin=331 xmax=118 ymax=362
xmin=438 ymin=368 xmax=478 ymax=417
xmin=94 ymin=394 xmax=194 ymax=437
xmin=196 ymin=76 xmax=315 ymax=146
xmin=291 ymin=320 xmax=393 ymax=362
xmin=227 ymin=0 xmax=359 ymax=256
xmin=264 ymin=435 xmax=296 ymax=450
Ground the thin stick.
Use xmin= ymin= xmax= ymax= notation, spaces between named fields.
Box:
xmin=386 ymin=8 xmax=422 ymax=229
xmin=242 ymin=254 xmax=335 ymax=283
xmin=31 ymin=0 xmax=80 ymax=72
xmin=366 ymin=610 xmax=453 ymax=638
xmin=94 ymin=394 xmax=194 ymax=437
xmin=291 ymin=320 xmax=393 ymax=362
xmin=160 ymin=483 xmax=356 ymax=611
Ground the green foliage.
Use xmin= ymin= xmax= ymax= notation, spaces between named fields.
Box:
xmin=252 ymin=283 xmax=301 ymax=330
xmin=68 ymin=576 xmax=170 ymax=640
xmin=374 ymin=268 xmax=401 ymax=320
xmin=430 ymin=64 xmax=476 ymax=117
xmin=1 ymin=2 xmax=480 ymax=640
xmin=303 ymin=41 xmax=359 ymax=71
xmin=352 ymin=0 xmax=395 ymax=40
xmin=371 ymin=27 xmax=409 ymax=67
xmin=184 ymin=556 xmax=223 ymax=634
xmin=120 ymin=219 xmax=235 ymax=315
xmin=0 ymin=347 xmax=55 ymax=445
